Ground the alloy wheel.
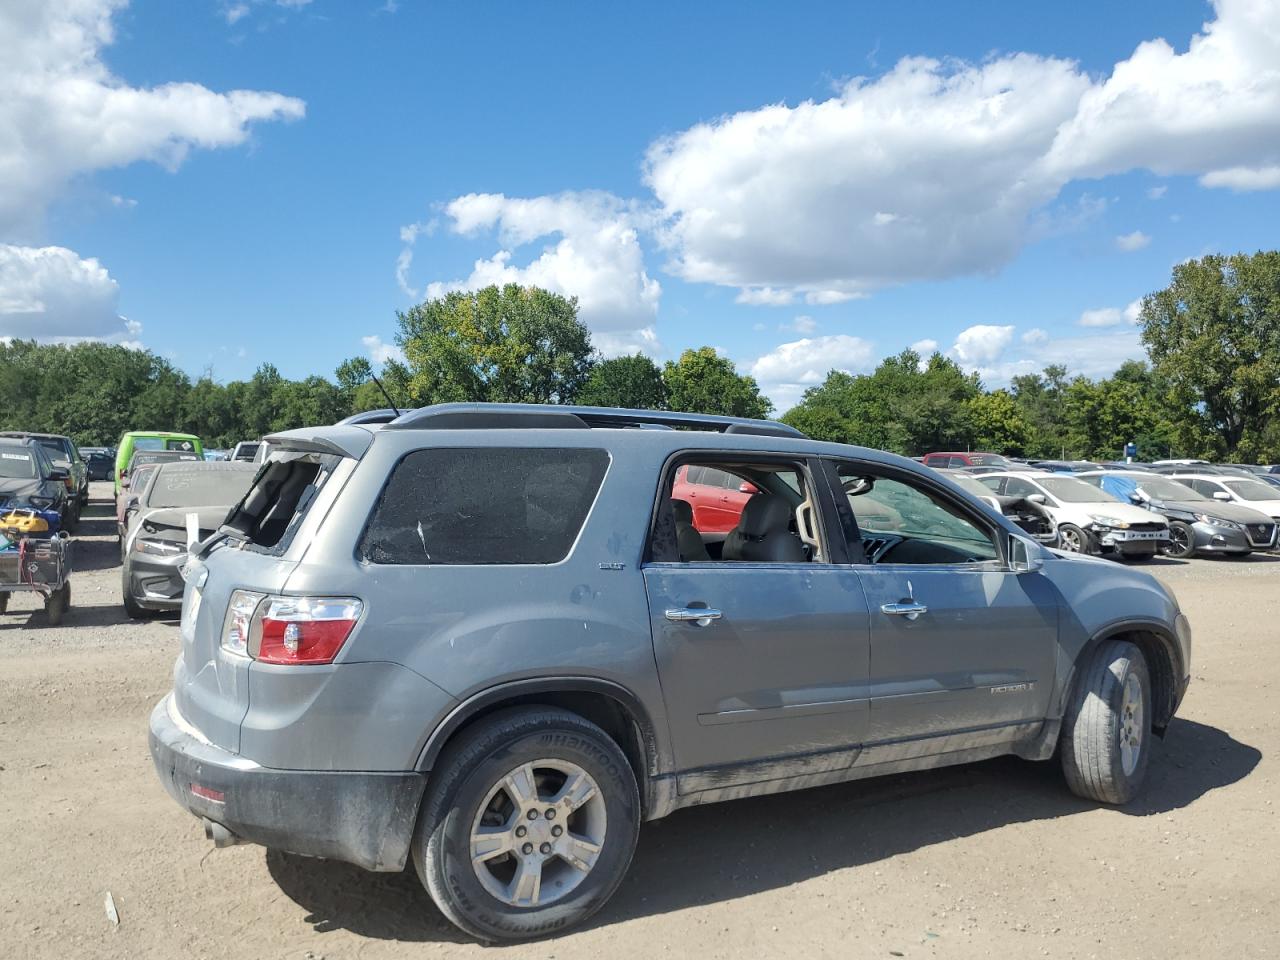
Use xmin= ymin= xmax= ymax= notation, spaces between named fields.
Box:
xmin=1118 ymin=673 xmax=1145 ymax=776
xmin=469 ymin=759 xmax=607 ymax=908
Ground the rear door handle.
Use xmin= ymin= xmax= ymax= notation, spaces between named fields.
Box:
xmin=880 ymin=601 xmax=928 ymax=621
xmin=665 ymin=607 xmax=722 ymax=626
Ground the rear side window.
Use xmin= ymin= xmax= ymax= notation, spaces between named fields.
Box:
xmin=360 ymin=448 xmax=609 ymax=565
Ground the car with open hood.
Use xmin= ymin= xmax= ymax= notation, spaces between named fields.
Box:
xmin=121 ymin=460 xmax=256 ymax=618
xmin=978 ymin=470 xmax=1168 ymax=559
xmin=0 ymin=437 xmax=70 ymax=531
xmin=147 ymin=403 xmax=1192 ymax=942
xmin=0 ymin=431 xmax=88 ymax=526
xmin=1077 ymin=471 xmax=1275 ymax=558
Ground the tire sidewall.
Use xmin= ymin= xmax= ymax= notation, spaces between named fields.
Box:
xmin=420 ymin=721 xmax=640 ymax=941
xmin=1103 ymin=646 xmax=1152 ymax=802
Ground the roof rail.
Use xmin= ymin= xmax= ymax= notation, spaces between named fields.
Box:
xmin=383 ymin=403 xmax=807 ymax=438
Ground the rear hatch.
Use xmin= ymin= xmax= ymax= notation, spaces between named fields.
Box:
xmin=172 ymin=427 xmax=371 ymax=753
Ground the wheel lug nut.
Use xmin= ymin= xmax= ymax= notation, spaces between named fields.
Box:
xmin=515 ymin=825 xmax=527 ymax=838
xmin=540 ymin=842 xmax=552 ymax=854
xmin=545 ymin=808 xmax=556 ymax=820
xmin=522 ymin=843 xmax=533 ymax=855
xmin=551 ymin=825 xmax=563 ymax=837
xmin=527 ymin=809 xmax=538 ymax=820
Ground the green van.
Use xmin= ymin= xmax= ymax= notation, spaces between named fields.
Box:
xmin=114 ymin=431 xmax=204 ymax=494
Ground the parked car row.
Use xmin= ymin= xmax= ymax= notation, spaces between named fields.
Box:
xmin=914 ymin=452 xmax=1279 ymax=561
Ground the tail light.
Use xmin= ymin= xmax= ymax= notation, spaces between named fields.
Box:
xmin=220 ymin=591 xmax=362 ymax=665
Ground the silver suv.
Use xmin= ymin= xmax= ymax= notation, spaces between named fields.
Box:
xmin=149 ymin=404 xmax=1192 ymax=941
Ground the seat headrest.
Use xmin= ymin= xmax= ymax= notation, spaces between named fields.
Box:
xmin=670 ymin=498 xmax=694 ymax=524
xmin=737 ymin=495 xmax=791 ymax=538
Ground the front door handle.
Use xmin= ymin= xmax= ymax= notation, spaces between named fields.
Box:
xmin=665 ymin=607 xmax=722 ymax=626
xmin=880 ymin=601 xmax=928 ymax=621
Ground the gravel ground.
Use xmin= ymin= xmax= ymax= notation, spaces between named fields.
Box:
xmin=2 ymin=482 xmax=1278 ymax=959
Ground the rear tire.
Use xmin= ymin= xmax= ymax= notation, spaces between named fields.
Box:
xmin=1060 ymin=640 xmax=1152 ymax=805
xmin=413 ymin=706 xmax=640 ymax=942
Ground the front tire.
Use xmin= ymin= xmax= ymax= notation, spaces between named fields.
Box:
xmin=1060 ymin=640 xmax=1152 ymax=804
xmin=1057 ymin=523 xmax=1093 ymax=555
xmin=121 ymin=565 xmax=150 ymax=620
xmin=413 ymin=707 xmax=640 ymax=942
xmin=1162 ymin=520 xmax=1195 ymax=559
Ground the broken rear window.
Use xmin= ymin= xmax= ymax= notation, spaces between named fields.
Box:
xmin=359 ymin=447 xmax=609 ymax=565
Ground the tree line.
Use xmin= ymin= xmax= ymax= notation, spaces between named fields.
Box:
xmin=1 ymin=251 xmax=1276 ymax=461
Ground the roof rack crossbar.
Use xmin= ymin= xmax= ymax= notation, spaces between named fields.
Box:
xmin=383 ymin=403 xmax=806 ymax=438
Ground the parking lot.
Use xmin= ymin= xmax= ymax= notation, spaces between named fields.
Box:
xmin=2 ymin=481 xmax=1278 ymax=960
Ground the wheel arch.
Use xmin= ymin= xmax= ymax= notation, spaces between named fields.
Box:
xmin=1063 ymin=619 xmax=1184 ymax=735
xmin=416 ymin=677 xmax=667 ymax=816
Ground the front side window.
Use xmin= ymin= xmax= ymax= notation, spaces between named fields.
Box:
xmin=836 ymin=463 xmax=998 ymax=564
xmin=1002 ymin=476 xmax=1039 ymax=498
xmin=361 ymin=448 xmax=609 ymax=565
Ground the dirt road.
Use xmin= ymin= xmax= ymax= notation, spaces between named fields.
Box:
xmin=2 ymin=484 xmax=1276 ymax=958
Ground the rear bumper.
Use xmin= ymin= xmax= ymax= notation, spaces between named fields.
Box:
xmin=148 ymin=694 xmax=426 ymax=871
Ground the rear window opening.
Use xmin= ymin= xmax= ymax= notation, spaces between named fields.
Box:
xmin=359 ymin=447 xmax=610 ymax=565
xmin=222 ymin=454 xmax=333 ymax=551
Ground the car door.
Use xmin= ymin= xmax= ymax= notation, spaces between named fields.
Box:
xmin=643 ymin=455 xmax=870 ymax=793
xmin=826 ymin=459 xmax=1059 ymax=760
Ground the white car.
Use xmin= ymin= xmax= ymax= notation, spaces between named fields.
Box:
xmin=1165 ymin=473 xmax=1280 ymax=524
xmin=978 ymin=471 xmax=1169 ymax=559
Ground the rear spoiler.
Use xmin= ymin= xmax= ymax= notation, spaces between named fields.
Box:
xmin=261 ymin=425 xmax=375 ymax=460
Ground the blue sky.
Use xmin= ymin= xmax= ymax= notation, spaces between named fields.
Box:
xmin=4 ymin=0 xmax=1280 ymax=411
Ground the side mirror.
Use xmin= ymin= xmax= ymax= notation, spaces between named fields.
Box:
xmin=1212 ymin=491 xmax=1232 ymax=501
xmin=1027 ymin=493 xmax=1047 ymax=505
xmin=738 ymin=481 xmax=759 ymax=495
xmin=1128 ymin=492 xmax=1144 ymax=504
xmin=48 ymin=466 xmax=69 ymax=481
xmin=1009 ymin=535 xmax=1044 ymax=573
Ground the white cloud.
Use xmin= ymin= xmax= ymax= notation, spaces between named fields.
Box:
xmin=1045 ymin=0 xmax=1280 ymax=188
xmin=1011 ymin=329 xmax=1146 ymax=381
xmin=782 ymin=315 xmax=817 ymax=334
xmin=909 ymin=338 xmax=938 ymax=355
xmin=0 ymin=0 xmax=305 ymax=240
xmin=1115 ymin=230 xmax=1151 ymax=252
xmin=735 ymin=287 xmax=795 ymax=306
xmin=224 ymin=3 xmax=250 ymax=23
xmin=646 ymin=53 xmax=1090 ymax=301
xmin=594 ymin=326 xmax=663 ymax=358
xmin=0 ymin=244 xmax=135 ymax=340
xmin=362 ymin=334 xmax=404 ymax=366
xmin=635 ymin=0 xmax=1280 ymax=300
xmin=749 ymin=334 xmax=875 ymax=410
xmin=416 ymin=192 xmax=661 ymax=340
xmin=951 ymin=324 xmax=1015 ymax=367
xmin=1199 ymin=165 xmax=1280 ymax=191
xmin=1146 ymin=185 xmax=1168 ymax=200
xmin=1021 ymin=328 xmax=1049 ymax=345
xmin=1081 ymin=298 xmax=1143 ymax=327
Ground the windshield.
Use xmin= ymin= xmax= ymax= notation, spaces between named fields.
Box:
xmin=1137 ymin=478 xmax=1206 ymax=501
xmin=0 ymin=451 xmax=37 ymax=479
xmin=146 ymin=469 xmax=255 ymax=509
xmin=967 ymin=454 xmax=1011 ymax=466
xmin=1224 ymin=479 xmax=1278 ymax=502
xmin=1040 ymin=476 xmax=1116 ymax=503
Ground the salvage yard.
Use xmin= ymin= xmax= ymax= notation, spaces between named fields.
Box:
xmin=2 ymin=483 xmax=1278 ymax=960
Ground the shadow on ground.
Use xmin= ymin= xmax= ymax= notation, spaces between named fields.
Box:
xmin=265 ymin=717 xmax=1259 ymax=943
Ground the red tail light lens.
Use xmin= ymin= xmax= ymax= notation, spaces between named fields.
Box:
xmin=255 ymin=596 xmax=363 ymax=665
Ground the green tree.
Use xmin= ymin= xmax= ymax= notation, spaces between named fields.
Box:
xmin=662 ymin=347 xmax=771 ymax=419
xmin=1011 ymin=364 xmax=1069 ymax=458
xmin=1139 ymin=251 xmax=1280 ymax=459
xmin=577 ymin=354 xmax=667 ymax=409
xmin=965 ymin=389 xmax=1030 ymax=456
xmin=396 ymin=285 xmax=594 ymax=405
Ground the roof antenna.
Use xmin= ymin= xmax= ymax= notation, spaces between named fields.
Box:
xmin=369 ymin=373 xmax=402 ymax=418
